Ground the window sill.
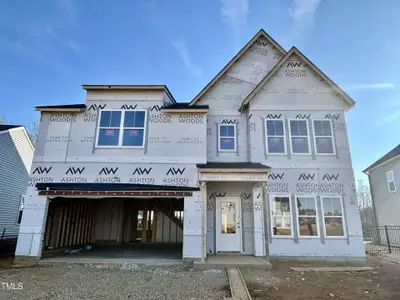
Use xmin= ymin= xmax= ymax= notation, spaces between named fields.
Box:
xmin=271 ymin=235 xmax=294 ymax=239
xmin=218 ymin=149 xmax=237 ymax=153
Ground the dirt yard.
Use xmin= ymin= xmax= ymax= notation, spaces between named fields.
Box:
xmin=241 ymin=256 xmax=400 ymax=300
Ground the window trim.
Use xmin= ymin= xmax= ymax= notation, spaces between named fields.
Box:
xmin=387 ymin=170 xmax=396 ymax=193
xmin=288 ymin=119 xmax=311 ymax=155
xmin=312 ymin=119 xmax=336 ymax=155
xmin=265 ymin=119 xmax=287 ymax=155
xmin=321 ymin=195 xmax=347 ymax=239
xmin=217 ymin=123 xmax=237 ymax=152
xmin=95 ymin=109 xmax=148 ymax=148
xmin=269 ymin=194 xmax=293 ymax=238
xmin=295 ymin=195 xmax=320 ymax=238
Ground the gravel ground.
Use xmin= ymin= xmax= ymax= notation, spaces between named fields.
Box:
xmin=241 ymin=256 xmax=400 ymax=300
xmin=0 ymin=263 xmax=229 ymax=300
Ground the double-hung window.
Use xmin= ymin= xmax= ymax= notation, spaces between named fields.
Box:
xmin=289 ymin=120 xmax=310 ymax=154
xmin=321 ymin=196 xmax=346 ymax=237
xmin=296 ymin=196 xmax=319 ymax=237
xmin=97 ymin=110 xmax=147 ymax=147
xmin=218 ymin=124 xmax=236 ymax=152
xmin=270 ymin=195 xmax=292 ymax=237
xmin=313 ymin=120 xmax=335 ymax=154
xmin=387 ymin=170 xmax=396 ymax=192
xmin=265 ymin=119 xmax=286 ymax=154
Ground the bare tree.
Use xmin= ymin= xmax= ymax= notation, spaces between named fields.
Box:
xmin=0 ymin=115 xmax=5 ymax=125
xmin=26 ymin=119 xmax=39 ymax=145
xmin=357 ymin=179 xmax=376 ymax=227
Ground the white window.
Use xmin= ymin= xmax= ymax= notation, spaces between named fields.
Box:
xmin=387 ymin=170 xmax=396 ymax=192
xmin=265 ymin=119 xmax=286 ymax=154
xmin=313 ymin=120 xmax=335 ymax=154
xmin=96 ymin=110 xmax=147 ymax=147
xmin=321 ymin=196 xmax=346 ymax=238
xmin=289 ymin=120 xmax=310 ymax=154
xmin=270 ymin=195 xmax=292 ymax=237
xmin=296 ymin=196 xmax=319 ymax=237
xmin=16 ymin=195 xmax=25 ymax=225
xmin=218 ymin=124 xmax=236 ymax=152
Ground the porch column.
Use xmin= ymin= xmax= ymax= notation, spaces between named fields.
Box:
xmin=200 ymin=181 xmax=207 ymax=263
xmin=14 ymin=192 xmax=49 ymax=266
xmin=253 ymin=184 xmax=266 ymax=256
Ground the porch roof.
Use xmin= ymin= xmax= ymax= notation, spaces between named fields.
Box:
xmin=36 ymin=183 xmax=200 ymax=197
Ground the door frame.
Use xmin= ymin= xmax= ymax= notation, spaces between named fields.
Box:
xmin=215 ymin=197 xmax=243 ymax=253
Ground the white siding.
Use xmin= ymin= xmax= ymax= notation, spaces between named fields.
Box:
xmin=0 ymin=128 xmax=34 ymax=237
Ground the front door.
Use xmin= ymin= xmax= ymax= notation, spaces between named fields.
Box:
xmin=216 ymin=197 xmax=241 ymax=252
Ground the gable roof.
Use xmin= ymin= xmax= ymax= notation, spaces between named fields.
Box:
xmin=363 ymin=144 xmax=400 ymax=173
xmin=238 ymin=47 xmax=356 ymax=111
xmin=0 ymin=125 xmax=22 ymax=132
xmin=189 ymin=29 xmax=286 ymax=106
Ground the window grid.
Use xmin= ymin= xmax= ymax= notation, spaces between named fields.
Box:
xmin=96 ymin=109 xmax=147 ymax=148
xmin=265 ymin=119 xmax=286 ymax=154
xmin=218 ymin=124 xmax=237 ymax=152
xmin=387 ymin=170 xmax=396 ymax=193
xmin=321 ymin=196 xmax=346 ymax=238
xmin=288 ymin=119 xmax=311 ymax=154
xmin=313 ymin=119 xmax=335 ymax=155
xmin=270 ymin=195 xmax=293 ymax=238
xmin=295 ymin=196 xmax=319 ymax=238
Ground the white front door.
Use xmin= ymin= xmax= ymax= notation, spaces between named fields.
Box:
xmin=216 ymin=197 xmax=242 ymax=252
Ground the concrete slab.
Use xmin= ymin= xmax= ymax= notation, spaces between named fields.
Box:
xmin=227 ymin=268 xmax=251 ymax=300
xmin=379 ymin=253 xmax=400 ymax=264
xmin=194 ymin=255 xmax=271 ymax=269
xmin=290 ymin=266 xmax=375 ymax=272
xmin=39 ymin=258 xmax=183 ymax=266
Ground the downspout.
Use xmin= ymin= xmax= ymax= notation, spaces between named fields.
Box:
xmin=201 ymin=181 xmax=206 ymax=263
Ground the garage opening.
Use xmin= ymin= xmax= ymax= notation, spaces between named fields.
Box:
xmin=42 ymin=197 xmax=184 ymax=260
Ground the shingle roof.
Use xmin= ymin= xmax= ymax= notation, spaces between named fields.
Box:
xmin=197 ymin=162 xmax=270 ymax=169
xmin=363 ymin=144 xmax=400 ymax=173
xmin=0 ymin=125 xmax=23 ymax=132
xmin=162 ymin=103 xmax=209 ymax=110
xmin=35 ymin=104 xmax=86 ymax=110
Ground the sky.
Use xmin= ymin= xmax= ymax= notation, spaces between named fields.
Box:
xmin=0 ymin=0 xmax=399 ymax=182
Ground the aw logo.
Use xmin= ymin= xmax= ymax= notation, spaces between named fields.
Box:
xmin=88 ymin=104 xmax=106 ymax=111
xmin=322 ymin=174 xmax=339 ymax=181
xmin=209 ymin=192 xmax=226 ymax=200
xmin=99 ymin=167 xmax=118 ymax=175
xmin=132 ymin=167 xmax=152 ymax=175
xmin=256 ymin=39 xmax=268 ymax=47
xmin=295 ymin=114 xmax=311 ymax=119
xmin=268 ymin=173 xmax=284 ymax=180
xmin=33 ymin=166 xmax=52 ymax=175
xmin=325 ymin=114 xmax=340 ymax=120
xmin=298 ymin=173 xmax=316 ymax=180
xmin=287 ymin=61 xmax=302 ymax=68
xmin=266 ymin=114 xmax=282 ymax=119
xmin=120 ymin=104 xmax=138 ymax=110
xmin=242 ymin=193 xmax=252 ymax=200
xmin=221 ymin=119 xmax=238 ymax=124
xmin=151 ymin=105 xmax=162 ymax=112
xmin=65 ymin=167 xmax=85 ymax=175
xmin=166 ymin=167 xmax=185 ymax=176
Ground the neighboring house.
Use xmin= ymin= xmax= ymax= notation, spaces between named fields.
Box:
xmin=363 ymin=144 xmax=400 ymax=226
xmin=14 ymin=29 xmax=365 ymax=266
xmin=0 ymin=125 xmax=34 ymax=242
